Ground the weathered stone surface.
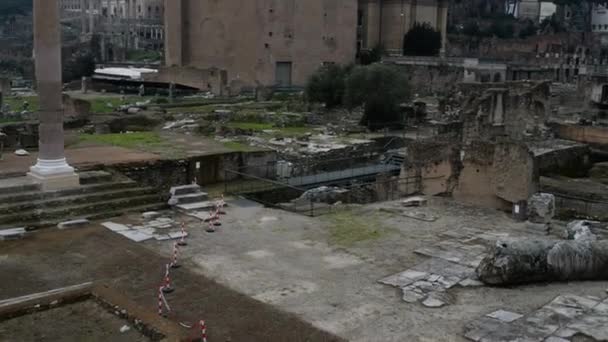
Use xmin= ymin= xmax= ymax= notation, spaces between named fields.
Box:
xmin=465 ymin=294 xmax=608 ymax=342
xmin=476 ymin=239 xmax=608 ymax=285
xmin=564 ymin=220 xmax=602 ymax=241
xmin=486 ymin=310 xmax=524 ymax=323
xmin=527 ymin=193 xmax=555 ymax=223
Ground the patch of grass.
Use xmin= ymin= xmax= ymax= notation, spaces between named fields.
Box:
xmin=0 ymin=117 xmax=25 ymax=123
xmin=325 ymin=209 xmax=391 ymax=247
xmin=226 ymin=122 xmax=274 ymax=131
xmin=88 ymin=96 xmax=151 ymax=113
xmin=222 ymin=141 xmax=260 ymax=152
xmin=4 ymin=96 xmax=39 ymax=112
xmin=126 ymin=50 xmax=161 ymax=62
xmin=79 ymin=132 xmax=163 ymax=149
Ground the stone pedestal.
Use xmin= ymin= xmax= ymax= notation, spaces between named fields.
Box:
xmin=29 ymin=0 xmax=79 ymax=191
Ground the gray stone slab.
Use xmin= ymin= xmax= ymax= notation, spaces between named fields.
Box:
xmin=565 ymin=313 xmax=608 ymax=341
xmin=168 ymin=231 xmax=188 ymax=240
xmin=154 ymin=234 xmax=171 ymax=241
xmin=0 ymin=227 xmax=26 ymax=240
xmin=378 ymin=270 xmax=428 ymax=288
xmin=102 ymin=222 xmax=129 ymax=232
xmin=57 ymin=219 xmax=89 ymax=229
xmin=486 ymin=310 xmax=524 ymax=323
xmin=142 ymin=211 xmax=160 ymax=220
xmin=170 ymin=184 xmax=201 ymax=196
xmin=177 ymin=201 xmax=217 ymax=211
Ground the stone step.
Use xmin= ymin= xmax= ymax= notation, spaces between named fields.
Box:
xmin=170 ymin=184 xmax=202 ymax=196
xmin=79 ymin=170 xmax=114 ymax=185
xmin=0 ymin=177 xmax=40 ymax=195
xmin=0 ymin=181 xmax=140 ymax=204
xmin=0 ymin=187 xmax=158 ymax=216
xmin=0 ymin=194 xmax=162 ymax=226
xmin=0 ymin=203 xmax=168 ymax=231
xmin=176 ymin=201 xmax=218 ymax=212
xmin=171 ymin=192 xmax=209 ymax=204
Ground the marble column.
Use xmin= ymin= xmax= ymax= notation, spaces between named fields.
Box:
xmin=29 ymin=0 xmax=79 ymax=190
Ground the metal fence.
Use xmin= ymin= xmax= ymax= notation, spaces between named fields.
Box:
xmin=224 ymin=168 xmax=421 ymax=217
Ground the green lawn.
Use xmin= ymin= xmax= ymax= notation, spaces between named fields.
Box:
xmin=4 ymin=96 xmax=39 ymax=112
xmin=79 ymin=132 xmax=163 ymax=149
xmin=222 ymin=141 xmax=261 ymax=152
xmin=4 ymin=95 xmax=155 ymax=114
xmin=226 ymin=122 xmax=274 ymax=131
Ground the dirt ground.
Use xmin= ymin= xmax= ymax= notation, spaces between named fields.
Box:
xmin=0 ymin=225 xmax=343 ymax=341
xmin=135 ymin=197 xmax=608 ymax=342
xmin=0 ymin=146 xmax=159 ymax=177
xmin=0 ymin=300 xmax=149 ymax=342
xmin=1 ymin=197 xmax=607 ymax=341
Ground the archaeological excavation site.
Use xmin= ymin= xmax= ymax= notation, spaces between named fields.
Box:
xmin=1 ymin=0 xmax=608 ymax=341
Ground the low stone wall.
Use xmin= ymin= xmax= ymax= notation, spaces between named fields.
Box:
xmin=552 ymin=123 xmax=608 ymax=146
xmin=105 ymin=150 xmax=277 ymax=198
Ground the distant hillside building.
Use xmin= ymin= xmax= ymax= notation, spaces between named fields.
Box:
xmin=592 ymin=2 xmax=608 ymax=33
xmin=162 ymin=0 xmax=448 ymax=92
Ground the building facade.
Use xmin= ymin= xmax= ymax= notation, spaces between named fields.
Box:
xmin=163 ymin=0 xmax=448 ymax=92
xmin=357 ymin=0 xmax=448 ymax=55
xmin=60 ymin=0 xmax=164 ymax=61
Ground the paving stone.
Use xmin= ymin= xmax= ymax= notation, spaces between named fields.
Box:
xmin=486 ymin=310 xmax=524 ymax=323
xmin=168 ymin=231 xmax=188 ymax=240
xmin=544 ymin=337 xmax=569 ymax=342
xmin=401 ymin=288 xmax=425 ymax=303
xmin=154 ymin=234 xmax=171 ymax=241
xmin=458 ymin=278 xmax=484 ymax=287
xmin=101 ymin=222 xmax=129 ymax=232
xmin=422 ymin=291 xmax=452 ymax=308
xmin=566 ymin=313 xmax=608 ymax=341
xmin=142 ymin=211 xmax=160 ymax=219
xmin=57 ymin=219 xmax=90 ymax=229
xmin=378 ymin=270 xmax=428 ymax=288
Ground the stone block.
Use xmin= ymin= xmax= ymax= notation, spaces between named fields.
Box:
xmin=486 ymin=310 xmax=523 ymax=323
xmin=0 ymin=227 xmax=26 ymax=240
xmin=527 ymin=193 xmax=555 ymax=223
xmin=57 ymin=219 xmax=90 ymax=229
xmin=170 ymin=184 xmax=202 ymax=196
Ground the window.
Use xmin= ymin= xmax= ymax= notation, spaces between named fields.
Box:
xmin=275 ymin=62 xmax=293 ymax=87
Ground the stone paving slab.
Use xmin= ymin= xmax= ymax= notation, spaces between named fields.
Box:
xmin=464 ymin=295 xmax=608 ymax=342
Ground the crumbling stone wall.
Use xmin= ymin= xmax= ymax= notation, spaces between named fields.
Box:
xmin=459 ymin=81 xmax=550 ymax=143
xmin=403 ymin=138 xmax=538 ymax=209
xmin=391 ymin=64 xmax=464 ymax=96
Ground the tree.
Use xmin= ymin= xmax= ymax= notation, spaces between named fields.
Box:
xmin=403 ymin=23 xmax=442 ymax=57
xmin=305 ymin=64 xmax=350 ymax=109
xmin=344 ymin=64 xmax=411 ymax=129
xmin=0 ymin=0 xmax=31 ymax=16
xmin=63 ymin=52 xmax=95 ymax=83
xmin=519 ymin=20 xmax=538 ymax=39
xmin=488 ymin=20 xmax=515 ymax=38
xmin=359 ymin=44 xmax=385 ymax=65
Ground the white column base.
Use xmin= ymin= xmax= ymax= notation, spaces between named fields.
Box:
xmin=28 ymin=158 xmax=80 ymax=191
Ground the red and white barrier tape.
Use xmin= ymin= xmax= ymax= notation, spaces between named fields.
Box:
xmin=200 ymin=320 xmax=207 ymax=342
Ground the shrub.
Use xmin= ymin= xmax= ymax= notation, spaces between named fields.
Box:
xmin=305 ymin=64 xmax=350 ymax=109
xmin=403 ymin=23 xmax=442 ymax=56
xmin=344 ymin=64 xmax=411 ymax=129
xmin=359 ymin=44 xmax=385 ymax=65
